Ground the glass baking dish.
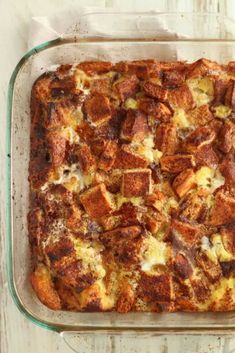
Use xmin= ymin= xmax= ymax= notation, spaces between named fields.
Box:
xmin=6 ymin=12 xmax=235 ymax=349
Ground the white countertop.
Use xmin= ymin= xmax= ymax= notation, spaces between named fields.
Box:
xmin=1 ymin=1 xmax=235 ymax=352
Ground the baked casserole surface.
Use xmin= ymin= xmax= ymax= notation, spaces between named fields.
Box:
xmin=29 ymin=59 xmax=235 ymax=312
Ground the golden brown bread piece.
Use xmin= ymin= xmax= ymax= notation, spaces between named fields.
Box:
xmin=210 ymin=192 xmax=235 ymax=225
xmin=29 ymin=59 xmax=235 ymax=313
xmin=80 ymin=183 xmax=115 ymax=219
xmin=120 ymin=109 xmax=149 ymax=142
xmin=172 ymin=169 xmax=196 ymax=198
xmin=121 ymin=168 xmax=151 ymax=197
xmin=168 ymin=85 xmax=194 ymax=111
xmin=160 ymin=154 xmax=195 ymax=173
xmin=114 ymin=75 xmax=139 ymax=102
xmin=31 ymin=264 xmax=61 ymax=310
xmin=138 ymin=98 xmax=172 ymax=122
xmin=155 ymin=122 xmax=178 ymax=155
xmin=84 ymin=93 xmax=112 ymax=126
xmin=114 ymin=144 xmax=149 ymax=169
xmin=143 ymin=81 xmax=168 ymax=102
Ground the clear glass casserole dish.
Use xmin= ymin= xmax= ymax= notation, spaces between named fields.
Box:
xmin=6 ymin=12 xmax=235 ymax=348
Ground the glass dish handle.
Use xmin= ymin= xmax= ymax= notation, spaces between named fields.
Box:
xmin=61 ymin=331 xmax=235 ymax=353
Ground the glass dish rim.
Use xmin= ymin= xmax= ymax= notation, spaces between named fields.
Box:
xmin=6 ymin=12 xmax=235 ymax=333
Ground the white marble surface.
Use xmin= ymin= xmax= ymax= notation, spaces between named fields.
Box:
xmin=1 ymin=1 xmax=235 ymax=352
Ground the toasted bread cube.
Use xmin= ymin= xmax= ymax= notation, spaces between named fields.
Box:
xmin=168 ymin=85 xmax=194 ymax=111
xmin=80 ymin=183 xmax=115 ymax=219
xmin=219 ymin=150 xmax=235 ymax=185
xmin=160 ymin=154 xmax=195 ymax=173
xmin=100 ymin=225 xmax=143 ymax=265
xmin=180 ymin=190 xmax=207 ymax=222
xmin=218 ymin=120 xmax=235 ymax=153
xmin=32 ymin=73 xmax=53 ymax=102
xmin=196 ymin=252 xmax=221 ymax=283
xmin=144 ymin=211 xmax=166 ymax=234
xmin=139 ymin=273 xmax=173 ymax=302
xmin=173 ymin=253 xmax=193 ymax=280
xmin=116 ymin=284 xmax=135 ymax=313
xmin=77 ymin=61 xmax=113 ymax=75
xmin=45 ymin=101 xmax=77 ymax=129
xmin=122 ymin=168 xmax=151 ymax=197
xmin=225 ymin=80 xmax=235 ymax=108
xmin=114 ymin=144 xmax=148 ymax=169
xmin=139 ymin=98 xmax=172 ymax=122
xmin=101 ymin=225 xmax=142 ymax=243
xmin=120 ymin=109 xmax=149 ymax=142
xmin=171 ymin=219 xmax=203 ymax=246
xmin=50 ymin=76 xmax=76 ymax=98
xmin=47 ymin=131 xmax=67 ymax=167
xmin=58 ymin=260 xmax=98 ymax=291
xmin=56 ymin=64 xmax=72 ymax=77
xmin=155 ymin=122 xmax=178 ymax=155
xmin=99 ymin=214 xmax=122 ymax=231
xmin=184 ymin=126 xmax=216 ymax=153
xmin=78 ymin=143 xmax=96 ymax=174
xmin=162 ymin=69 xmax=186 ymax=88
xmin=115 ymin=60 xmax=160 ymax=79
xmin=188 ymin=104 xmax=214 ymax=126
xmin=195 ymin=144 xmax=219 ymax=169
xmin=31 ymin=264 xmax=61 ymax=310
xmin=114 ymin=75 xmax=139 ymax=102
xmin=173 ymin=169 xmax=196 ymax=198
xmin=66 ymin=204 xmax=82 ymax=230
xmin=98 ymin=140 xmax=118 ymax=171
xmin=227 ymin=61 xmax=235 ymax=74
xmin=221 ymin=224 xmax=235 ymax=254
xmin=84 ymin=93 xmax=111 ymax=126
xmin=190 ymin=277 xmax=210 ymax=302
xmin=210 ymin=192 xmax=235 ymax=225
xmin=45 ymin=238 xmax=75 ymax=271
xmin=90 ymin=78 xmax=111 ymax=95
xmin=77 ymin=282 xmax=103 ymax=311
xmin=153 ymin=102 xmax=172 ymax=122
xmin=143 ymin=81 xmax=168 ymax=102
xmin=213 ymin=79 xmax=229 ymax=105
xmin=145 ymin=190 xmax=166 ymax=212
xmin=187 ymin=58 xmax=222 ymax=78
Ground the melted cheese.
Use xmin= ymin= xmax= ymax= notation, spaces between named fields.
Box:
xmin=213 ymin=105 xmax=232 ymax=119
xmin=195 ymin=167 xmax=224 ymax=192
xmin=116 ymin=193 xmax=143 ymax=209
xmin=133 ymin=135 xmax=163 ymax=163
xmin=61 ymin=127 xmax=80 ymax=144
xmin=187 ymin=77 xmax=214 ymax=107
xmin=124 ymin=98 xmax=138 ymax=109
xmin=172 ymin=108 xmax=191 ymax=128
xmin=201 ymin=233 xmax=235 ymax=262
xmin=45 ymin=164 xmax=93 ymax=192
xmin=165 ymin=197 xmax=178 ymax=213
xmin=96 ymin=280 xmax=116 ymax=310
xmin=211 ymin=278 xmax=235 ymax=302
xmin=141 ymin=236 xmax=169 ymax=272
xmin=195 ymin=167 xmax=214 ymax=188
xmin=71 ymin=107 xmax=84 ymax=126
xmin=211 ymin=234 xmax=235 ymax=262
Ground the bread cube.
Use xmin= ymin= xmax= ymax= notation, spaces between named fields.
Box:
xmin=122 ymin=168 xmax=152 ymax=197
xmin=84 ymin=93 xmax=112 ymax=126
xmin=80 ymin=183 xmax=115 ymax=219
